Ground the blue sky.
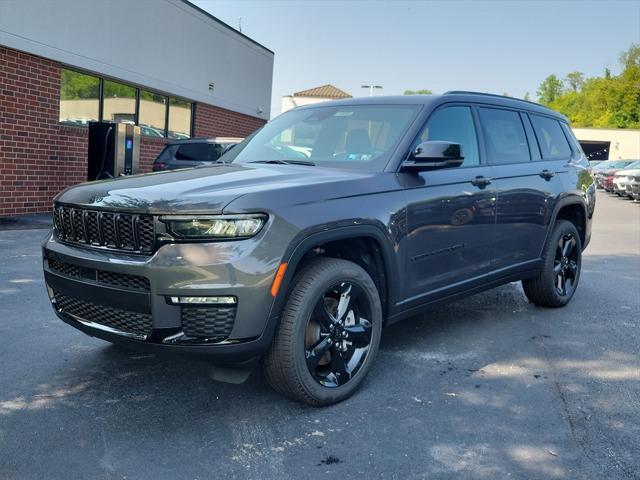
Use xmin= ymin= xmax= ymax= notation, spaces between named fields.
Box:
xmin=193 ymin=0 xmax=640 ymax=117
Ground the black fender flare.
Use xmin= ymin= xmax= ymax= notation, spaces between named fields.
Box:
xmin=266 ymin=223 xmax=401 ymax=326
xmin=543 ymin=194 xmax=588 ymax=252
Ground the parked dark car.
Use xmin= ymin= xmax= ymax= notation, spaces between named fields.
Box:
xmin=43 ymin=92 xmax=595 ymax=405
xmin=152 ymin=137 xmax=243 ymax=171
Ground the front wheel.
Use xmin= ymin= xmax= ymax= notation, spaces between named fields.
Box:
xmin=523 ymin=220 xmax=582 ymax=308
xmin=263 ymin=257 xmax=382 ymax=406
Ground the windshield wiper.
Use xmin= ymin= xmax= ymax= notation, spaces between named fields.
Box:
xmin=249 ymin=159 xmax=316 ymax=166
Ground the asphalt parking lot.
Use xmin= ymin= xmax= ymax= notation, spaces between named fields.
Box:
xmin=1 ymin=192 xmax=638 ymax=480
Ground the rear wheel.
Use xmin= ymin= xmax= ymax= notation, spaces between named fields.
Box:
xmin=263 ymin=257 xmax=382 ymax=406
xmin=523 ymin=220 xmax=582 ymax=307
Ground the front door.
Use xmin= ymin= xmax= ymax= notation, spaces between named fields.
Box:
xmin=401 ymin=105 xmax=496 ymax=307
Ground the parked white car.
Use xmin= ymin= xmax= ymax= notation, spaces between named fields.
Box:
xmin=613 ymin=161 xmax=640 ymax=197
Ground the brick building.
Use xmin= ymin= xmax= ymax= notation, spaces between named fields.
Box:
xmin=0 ymin=0 xmax=273 ymax=217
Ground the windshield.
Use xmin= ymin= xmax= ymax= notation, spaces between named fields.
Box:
xmin=223 ymin=104 xmax=421 ymax=171
xmin=623 ymin=160 xmax=640 ymax=169
xmin=610 ymin=160 xmax=635 ymax=168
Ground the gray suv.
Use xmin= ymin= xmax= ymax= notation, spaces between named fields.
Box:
xmin=43 ymin=93 xmax=596 ymax=405
xmin=152 ymin=137 xmax=242 ymax=171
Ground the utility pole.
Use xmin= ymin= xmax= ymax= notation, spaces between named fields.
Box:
xmin=361 ymin=84 xmax=383 ymax=96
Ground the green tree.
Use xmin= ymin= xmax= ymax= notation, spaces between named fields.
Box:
xmin=523 ymin=92 xmax=531 ymax=101
xmin=619 ymin=43 xmax=640 ymax=67
xmin=565 ymin=71 xmax=585 ymax=92
xmin=60 ymin=69 xmax=99 ymax=100
xmin=547 ymin=44 xmax=640 ymax=128
xmin=404 ymin=89 xmax=433 ymax=95
xmin=537 ymin=74 xmax=564 ymax=104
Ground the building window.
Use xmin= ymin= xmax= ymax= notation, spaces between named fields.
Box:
xmin=59 ymin=69 xmax=100 ymax=126
xmin=102 ymin=80 xmax=136 ymax=124
xmin=168 ymin=97 xmax=192 ymax=139
xmin=58 ymin=68 xmax=192 ymax=138
xmin=139 ymin=91 xmax=167 ymax=138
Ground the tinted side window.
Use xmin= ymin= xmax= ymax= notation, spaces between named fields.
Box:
xmin=478 ymin=108 xmax=530 ymax=164
xmin=418 ymin=106 xmax=479 ymax=166
xmin=530 ymin=115 xmax=572 ymax=159
xmin=175 ymin=143 xmax=220 ymax=161
xmin=155 ymin=145 xmax=177 ymax=162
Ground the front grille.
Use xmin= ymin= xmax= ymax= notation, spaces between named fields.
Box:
xmin=48 ymin=259 xmax=81 ymax=277
xmin=48 ymin=259 xmax=150 ymax=292
xmin=96 ymin=270 xmax=150 ymax=291
xmin=53 ymin=205 xmax=155 ymax=254
xmin=54 ymin=291 xmax=152 ymax=337
xmin=181 ymin=306 xmax=236 ymax=340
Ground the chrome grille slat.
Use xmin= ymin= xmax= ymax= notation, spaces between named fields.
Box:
xmin=86 ymin=211 xmax=101 ymax=245
xmin=72 ymin=209 xmax=86 ymax=243
xmin=52 ymin=206 xmax=155 ymax=254
xmin=102 ymin=213 xmax=117 ymax=248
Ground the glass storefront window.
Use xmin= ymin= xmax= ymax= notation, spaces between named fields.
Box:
xmin=102 ymin=80 xmax=136 ymax=124
xmin=58 ymin=69 xmax=192 ymax=138
xmin=168 ymin=97 xmax=192 ymax=139
xmin=139 ymin=91 xmax=167 ymax=137
xmin=59 ymin=69 xmax=100 ymax=126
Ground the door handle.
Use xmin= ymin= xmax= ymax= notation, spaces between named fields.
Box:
xmin=471 ymin=176 xmax=492 ymax=188
xmin=539 ymin=169 xmax=555 ymax=180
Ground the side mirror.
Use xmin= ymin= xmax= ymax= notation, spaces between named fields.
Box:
xmin=401 ymin=141 xmax=464 ymax=171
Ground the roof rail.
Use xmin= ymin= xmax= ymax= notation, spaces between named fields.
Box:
xmin=443 ymin=90 xmax=543 ymax=108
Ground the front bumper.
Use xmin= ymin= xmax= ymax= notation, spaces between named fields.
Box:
xmin=42 ymin=232 xmax=282 ymax=361
xmin=613 ymin=179 xmax=627 ymax=194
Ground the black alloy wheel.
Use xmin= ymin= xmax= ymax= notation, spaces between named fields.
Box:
xmin=263 ymin=257 xmax=382 ymax=406
xmin=554 ymin=232 xmax=579 ymax=297
xmin=304 ymin=282 xmax=373 ymax=387
xmin=522 ymin=220 xmax=582 ymax=308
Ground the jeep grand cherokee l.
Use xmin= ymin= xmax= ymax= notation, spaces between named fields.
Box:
xmin=43 ymin=92 xmax=595 ymax=405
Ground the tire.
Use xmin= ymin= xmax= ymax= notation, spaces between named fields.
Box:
xmin=263 ymin=257 xmax=383 ymax=406
xmin=523 ymin=220 xmax=582 ymax=308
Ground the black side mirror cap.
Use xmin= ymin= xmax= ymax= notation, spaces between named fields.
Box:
xmin=401 ymin=141 xmax=464 ymax=171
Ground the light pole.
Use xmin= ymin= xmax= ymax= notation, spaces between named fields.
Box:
xmin=361 ymin=85 xmax=383 ymax=96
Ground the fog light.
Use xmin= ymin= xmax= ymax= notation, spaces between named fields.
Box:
xmin=167 ymin=296 xmax=237 ymax=305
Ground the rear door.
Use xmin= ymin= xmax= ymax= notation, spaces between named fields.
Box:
xmin=477 ymin=107 xmax=566 ymax=271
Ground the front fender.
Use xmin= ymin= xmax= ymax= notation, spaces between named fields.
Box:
xmin=267 ymin=223 xmax=402 ymax=322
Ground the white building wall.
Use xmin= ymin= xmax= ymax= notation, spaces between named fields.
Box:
xmin=572 ymin=128 xmax=640 ymax=160
xmin=281 ymin=96 xmax=333 ymax=114
xmin=0 ymin=0 xmax=273 ymax=120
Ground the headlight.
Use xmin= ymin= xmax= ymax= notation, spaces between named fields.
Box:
xmin=162 ymin=214 xmax=267 ymax=239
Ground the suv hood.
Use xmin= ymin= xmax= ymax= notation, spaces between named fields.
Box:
xmin=55 ymin=163 xmax=374 ymax=214
xmin=615 ymin=168 xmax=640 ymax=177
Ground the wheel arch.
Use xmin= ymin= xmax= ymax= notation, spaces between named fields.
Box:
xmin=269 ymin=225 xmax=401 ymax=323
xmin=547 ymin=196 xmax=588 ymax=249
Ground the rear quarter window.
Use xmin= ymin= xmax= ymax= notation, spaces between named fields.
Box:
xmin=530 ymin=115 xmax=572 ymax=160
xmin=155 ymin=145 xmax=177 ymax=162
